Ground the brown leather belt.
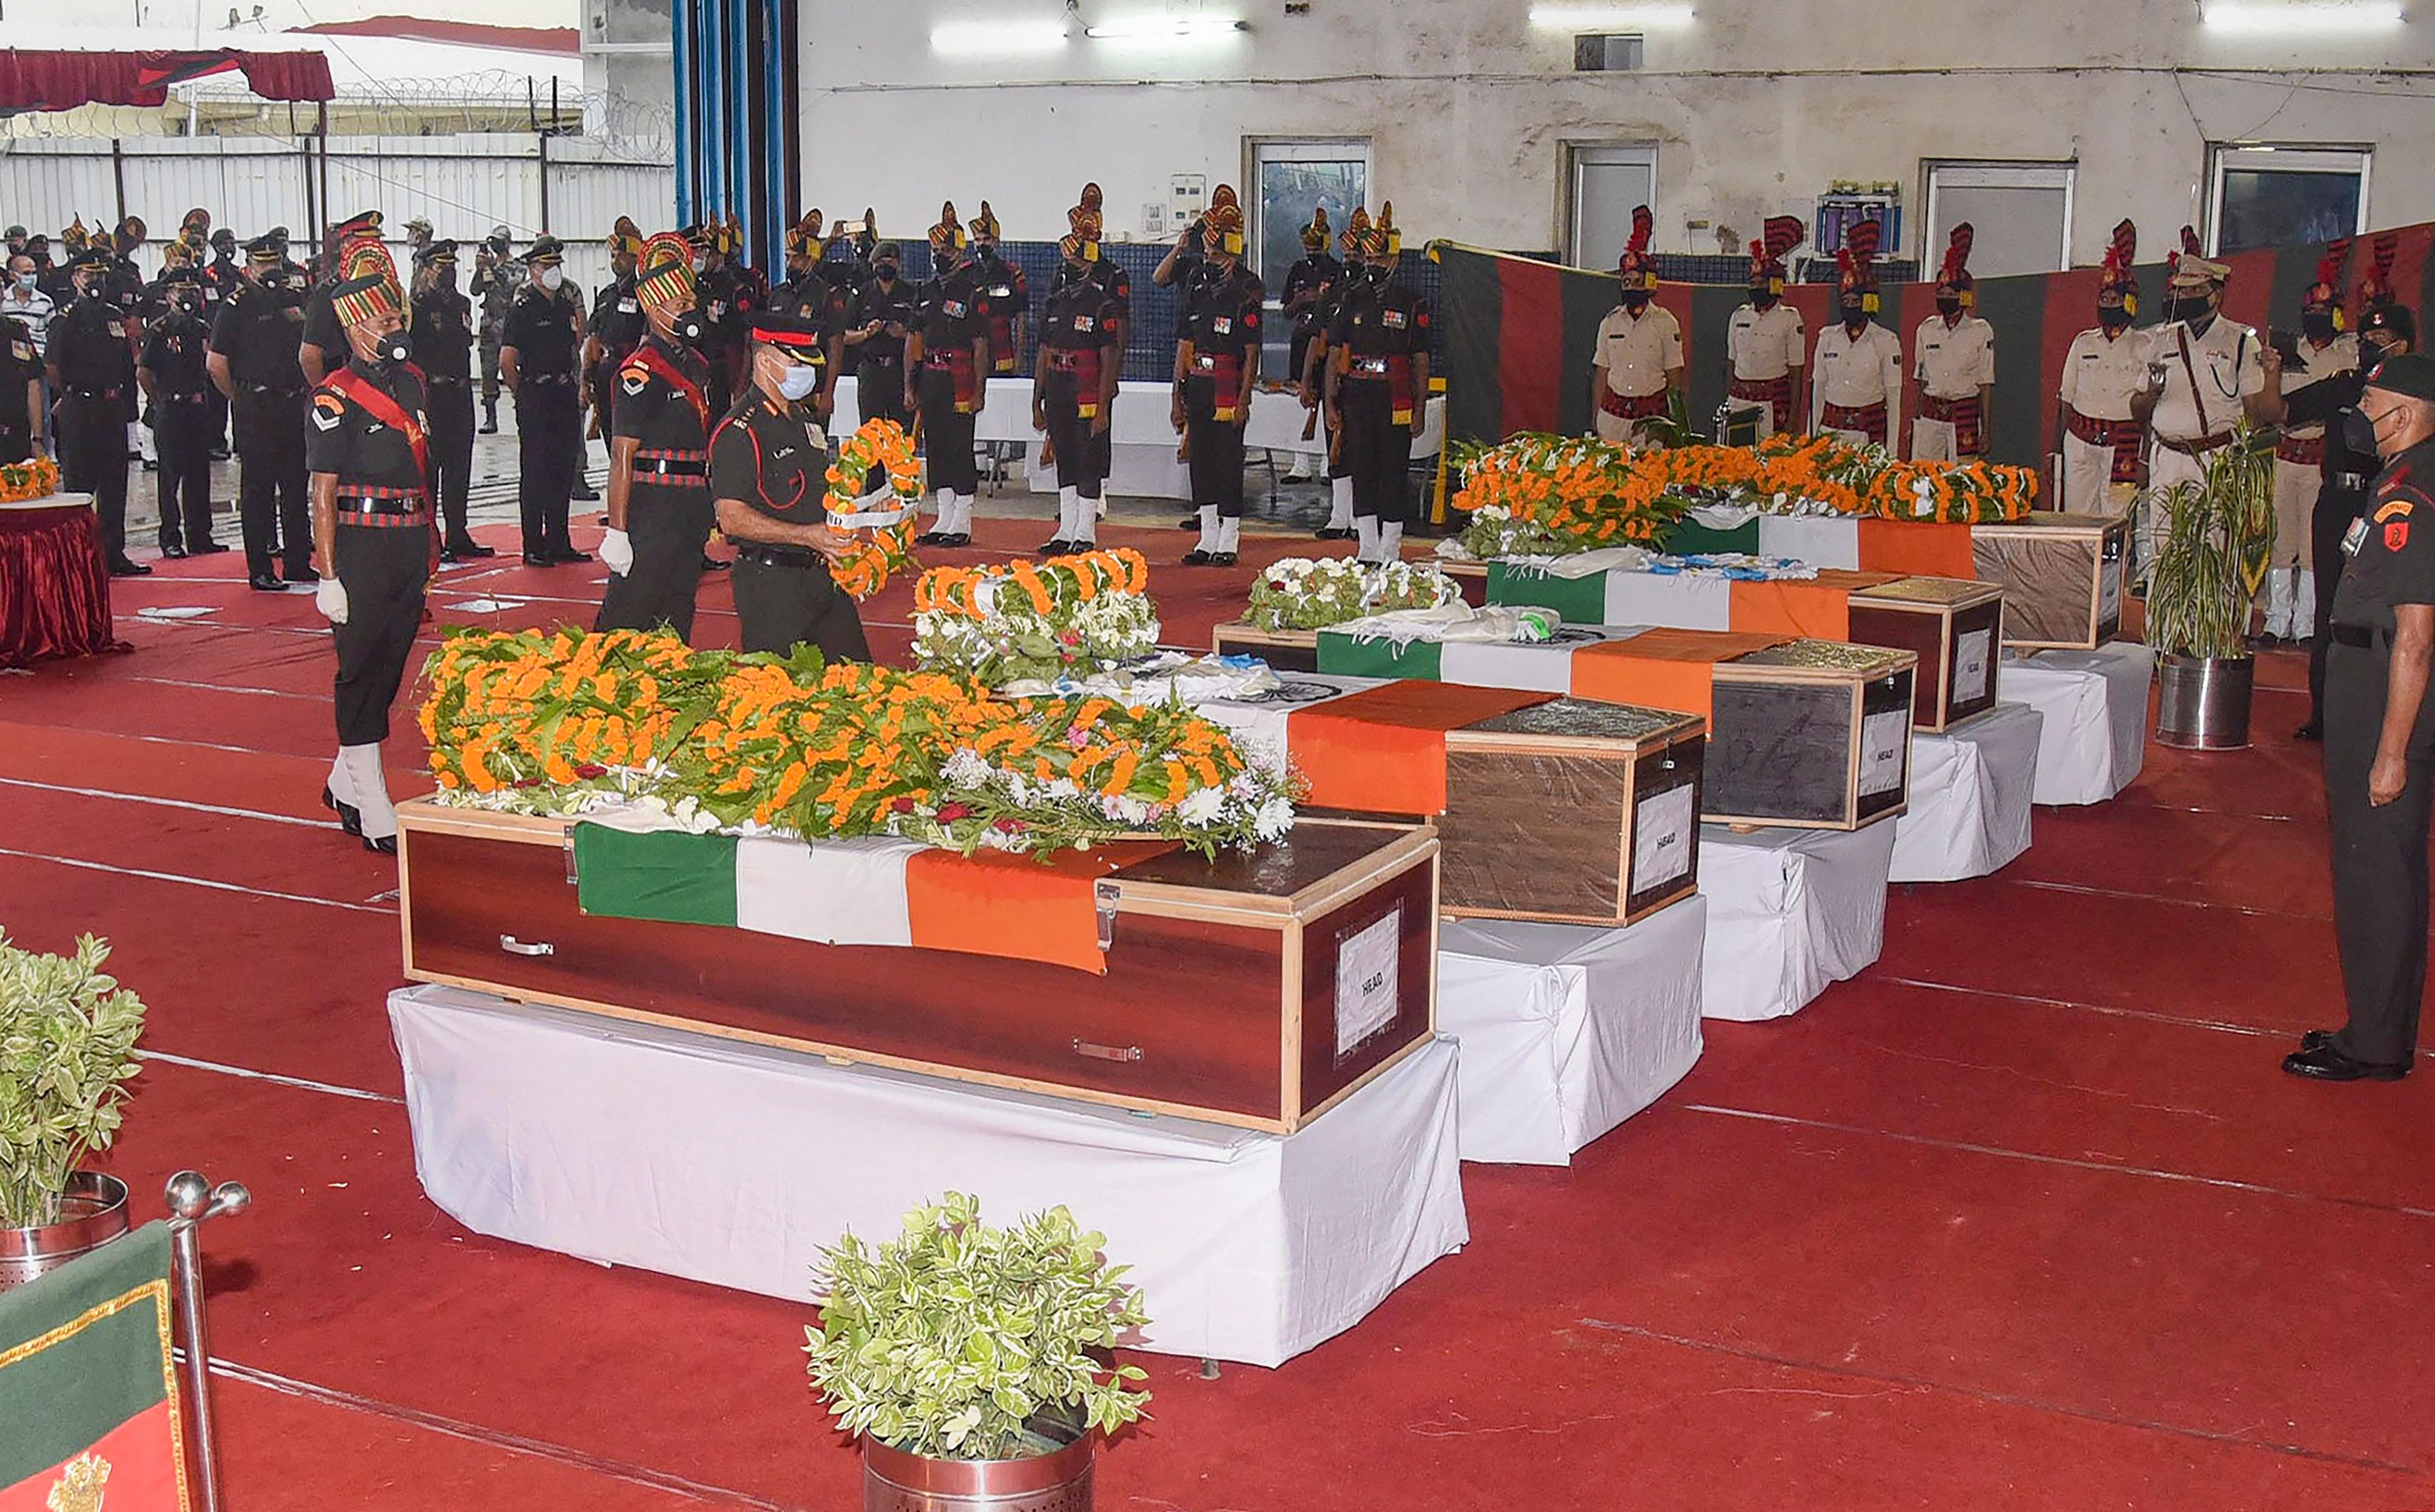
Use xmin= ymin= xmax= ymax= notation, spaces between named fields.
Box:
xmin=2065 ymin=409 xmax=2137 ymax=446
xmin=2156 ymin=430 xmax=2234 ymax=458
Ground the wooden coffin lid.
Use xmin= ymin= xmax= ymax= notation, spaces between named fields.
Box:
xmin=1441 ymin=695 xmax=1704 ymax=757
xmin=1849 ymin=574 xmax=2005 ymax=611
xmin=1718 ymin=637 xmax=1919 ymax=684
xmin=1105 ymin=819 xmax=1438 ymax=922
xmin=1973 ymin=510 xmax=2130 ymax=540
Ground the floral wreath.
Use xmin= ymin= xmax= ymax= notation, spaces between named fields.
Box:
xmin=822 ymin=419 xmax=924 ymax=600
xmin=0 ymin=455 xmax=60 ymax=506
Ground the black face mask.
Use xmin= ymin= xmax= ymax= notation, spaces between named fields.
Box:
xmin=674 ymin=307 xmax=705 ymax=343
xmin=1620 ymin=291 xmax=1651 ymax=312
xmin=2169 ymin=296 xmax=2212 ymax=325
xmin=1936 ymin=297 xmax=1963 ymax=318
xmin=1749 ymin=288 xmax=1778 ymax=308
xmin=78 ymin=282 xmax=102 ymax=300
xmin=174 ymin=297 xmax=199 ymax=316
xmin=2303 ymin=312 xmax=2337 ymax=343
xmin=2100 ymin=309 xmax=2132 ymax=332
xmin=2342 ymin=406 xmax=2379 ymax=458
xmin=876 ymin=267 xmax=898 ymax=285
xmin=1841 ymin=304 xmax=1868 ymax=329
xmin=372 ymin=331 xmax=410 ymax=365
xmin=437 ymin=267 xmax=458 ymax=292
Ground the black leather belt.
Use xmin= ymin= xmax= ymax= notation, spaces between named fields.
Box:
xmin=633 ymin=457 xmax=706 ymax=478
xmin=736 ymin=544 xmax=822 ymax=570
xmin=2331 ymin=623 xmax=2390 ymax=649
xmin=428 ymin=374 xmax=468 ymax=387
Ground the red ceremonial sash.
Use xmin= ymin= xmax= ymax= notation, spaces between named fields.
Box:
xmin=631 ymin=343 xmax=710 ymax=435
xmin=323 ymin=368 xmax=429 ymax=498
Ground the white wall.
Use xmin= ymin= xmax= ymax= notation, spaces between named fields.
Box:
xmin=798 ymin=0 xmax=2435 ymax=264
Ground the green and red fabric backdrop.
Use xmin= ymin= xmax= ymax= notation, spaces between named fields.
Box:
xmin=1437 ymin=222 xmax=2435 ymax=471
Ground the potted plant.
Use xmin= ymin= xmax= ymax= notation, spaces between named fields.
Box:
xmin=806 ymin=1192 xmax=1151 ymax=1511
xmin=0 ymin=932 xmax=147 ymax=1291
xmin=2139 ymin=427 xmax=2277 ymax=750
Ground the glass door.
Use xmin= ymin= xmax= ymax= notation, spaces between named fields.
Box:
xmin=1250 ymin=138 xmax=1370 ymax=378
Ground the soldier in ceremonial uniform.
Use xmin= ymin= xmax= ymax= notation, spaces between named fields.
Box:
xmin=599 ymin=233 xmax=718 ymax=640
xmin=300 ymin=210 xmax=384 ymax=386
xmin=1912 ymin=225 xmax=1996 ymax=462
xmin=2132 ymin=227 xmax=2276 ymax=571
xmin=1173 ymin=186 xmax=1263 ymax=567
xmin=1076 ymin=183 xmax=1133 ymax=529
xmin=908 ymin=203 xmax=989 ymax=549
xmin=2284 ymin=350 xmax=2435 ymax=1082
xmin=307 ymin=271 xmax=431 ymax=857
xmin=968 ymin=202 xmax=1029 ymax=384
xmin=471 ymin=226 xmax=515 ymax=433
xmin=501 ymin=236 xmax=590 ymax=565
xmin=1811 ymin=220 xmax=1902 ymax=448
xmin=1725 ymin=217 xmax=1806 ymax=440
xmin=2258 ymin=245 xmax=2363 ymax=646
xmin=137 ymin=267 xmax=220 ymax=558
xmin=1303 ymin=206 xmax=1372 ymax=541
xmin=2057 ymin=221 xmax=2152 ymax=515
xmin=103 ymin=217 xmax=147 ymax=312
xmin=1281 ymin=206 xmax=1341 ymax=484
xmin=1327 ymin=205 xmax=1431 ymax=567
xmin=1033 ymin=207 xmax=1125 ymax=556
xmin=208 ymin=234 xmax=313 ymax=591
xmin=1590 ymin=206 xmax=1681 ymax=447
xmin=49 ymin=248 xmax=145 ymax=576
xmin=693 ymin=219 xmax=754 ymax=413
xmin=44 ymin=218 xmax=88 ymax=307
xmin=0 ymin=306 xmax=46 ymax=465
xmin=770 ymin=209 xmax=849 ymax=425
xmin=410 ymin=239 xmax=492 ymax=561
xmin=587 ymin=218 xmax=648 ymax=458
xmin=711 ymin=311 xmax=872 ymax=660
xmin=845 ymin=239 xmax=916 ymax=439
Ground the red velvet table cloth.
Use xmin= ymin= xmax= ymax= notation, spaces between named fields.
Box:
xmin=0 ymin=501 xmax=129 ymax=669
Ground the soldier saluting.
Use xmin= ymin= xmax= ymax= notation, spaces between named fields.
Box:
xmin=307 ymin=270 xmax=433 ymax=858
xmin=599 ymin=232 xmax=718 ymax=642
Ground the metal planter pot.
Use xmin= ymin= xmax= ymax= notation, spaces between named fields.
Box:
xmin=2155 ymin=653 xmax=2255 ymax=751
xmin=0 ymin=1172 xmax=131 ymax=1293
xmin=862 ymin=1425 xmax=1096 ymax=1512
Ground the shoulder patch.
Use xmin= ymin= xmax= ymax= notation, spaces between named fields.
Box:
xmin=2377 ymin=499 xmax=2414 ymax=522
xmin=620 ymin=362 xmax=649 ymax=396
xmin=2388 ymin=520 xmax=2410 ymax=552
xmin=311 ymin=391 xmax=346 ymax=431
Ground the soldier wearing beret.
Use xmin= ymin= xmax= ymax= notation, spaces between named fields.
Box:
xmin=410 ymin=238 xmax=491 ymax=560
xmin=710 ymin=311 xmax=871 ymax=660
xmin=136 ymin=265 xmax=220 ymax=557
xmin=208 ymin=233 xmax=314 ymax=590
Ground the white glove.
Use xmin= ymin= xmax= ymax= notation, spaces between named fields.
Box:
xmin=316 ymin=575 xmax=349 ymax=625
xmin=600 ymin=528 xmax=635 ymax=577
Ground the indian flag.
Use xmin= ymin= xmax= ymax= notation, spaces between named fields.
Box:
xmin=0 ymin=1222 xmax=190 ymax=1512
xmin=569 ymin=820 xmax=1123 ymax=975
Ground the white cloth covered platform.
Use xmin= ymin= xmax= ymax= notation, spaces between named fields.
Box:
xmin=1436 ymin=896 xmax=1707 ymax=1166
xmin=1889 ymin=701 xmax=2044 ymax=883
xmin=1998 ymin=642 xmax=2155 ymax=805
xmin=1697 ymin=822 xmax=1897 ymax=1021
xmin=389 ymin=984 xmax=1468 ymax=1368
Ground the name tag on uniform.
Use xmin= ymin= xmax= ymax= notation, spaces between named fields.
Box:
xmin=1923 ymin=339 xmax=1943 ymax=353
xmin=1821 ymin=349 xmax=1840 ymax=363
xmin=1213 ymin=317 xmax=1232 ymax=334
xmin=1383 ymin=309 xmax=1407 ymax=329
xmin=617 ymin=298 xmax=638 ymax=313
xmin=1074 ymin=315 xmax=1095 ymax=333
xmin=991 ymin=285 xmax=1012 ymax=298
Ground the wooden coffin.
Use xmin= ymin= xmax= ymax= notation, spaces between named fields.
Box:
xmin=1436 ymin=699 xmax=1704 ymax=926
xmin=397 ymin=802 xmax=1439 ymax=1134
xmin=1846 ymin=575 xmax=2005 ymax=731
xmin=1704 ymin=641 xmax=1917 ymax=830
xmin=1970 ymin=511 xmax=2128 ymax=650
xmin=1212 ymin=621 xmax=1320 ymax=672
xmin=1441 ymin=559 xmax=1490 ymax=607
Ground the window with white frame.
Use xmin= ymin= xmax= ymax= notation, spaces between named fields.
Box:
xmin=1566 ymin=143 xmax=1659 ymax=271
xmin=1923 ymin=161 xmax=2075 ymax=277
xmin=2209 ymin=146 xmax=2370 ymax=255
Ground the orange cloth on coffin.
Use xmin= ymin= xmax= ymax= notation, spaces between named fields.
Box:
xmin=1857 ymin=519 xmax=1976 ymax=580
xmin=1726 ymin=569 xmax=1899 ymax=640
xmin=1568 ymin=628 xmax=1791 ymax=723
xmin=905 ymin=840 xmax=1174 ymax=975
xmin=1288 ymin=681 xmax=1554 ymax=815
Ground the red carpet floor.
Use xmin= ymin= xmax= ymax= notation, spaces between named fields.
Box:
xmin=6 ymin=513 xmax=2434 ymax=1510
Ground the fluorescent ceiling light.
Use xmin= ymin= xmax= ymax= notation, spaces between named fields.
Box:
xmin=1529 ymin=4 xmax=1697 ymax=28
xmin=2202 ymin=1 xmax=2401 ymax=29
xmin=1082 ymin=15 xmax=1248 ymax=39
xmin=930 ymin=19 xmax=1071 ymax=55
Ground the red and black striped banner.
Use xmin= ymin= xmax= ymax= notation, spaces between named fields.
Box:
xmin=1438 ymin=223 xmax=2435 ymax=469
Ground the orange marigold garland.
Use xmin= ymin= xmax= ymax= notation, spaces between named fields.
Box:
xmin=822 ymin=418 xmax=923 ymax=600
xmin=420 ymin=627 xmax=1294 ymax=856
xmin=911 ymin=548 xmax=1161 ymax=687
xmin=0 ymin=455 xmax=61 ymax=505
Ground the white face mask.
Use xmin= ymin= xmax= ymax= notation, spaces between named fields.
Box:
xmin=691 ymin=255 xmax=706 ymax=275
xmin=777 ymin=361 xmax=820 ymax=401
xmin=538 ymin=265 xmax=564 ymax=291
xmin=11 ymin=273 xmax=30 ymax=292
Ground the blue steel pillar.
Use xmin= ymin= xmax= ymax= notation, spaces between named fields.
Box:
xmin=671 ymin=0 xmax=798 ymax=259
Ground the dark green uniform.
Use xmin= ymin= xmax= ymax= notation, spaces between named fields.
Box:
xmin=2321 ymin=432 xmax=2435 ymax=1070
xmin=410 ymin=280 xmax=479 ymax=554
xmin=0 ymin=314 xmax=42 ymax=466
xmin=596 ymin=333 xmax=716 ymax=640
xmin=504 ymin=282 xmax=585 ymax=560
xmin=847 ymin=269 xmax=915 ymax=432
xmin=711 ymin=389 xmax=869 ymax=660
xmin=911 ymin=263 xmax=985 ymax=497
xmin=1180 ymin=262 xmax=1264 ymax=522
xmin=306 ymin=358 xmax=432 ymax=747
xmin=140 ymin=288 xmax=218 ymax=554
xmin=48 ymin=287 xmax=138 ymax=569
xmin=1328 ymin=272 xmax=1431 ymax=529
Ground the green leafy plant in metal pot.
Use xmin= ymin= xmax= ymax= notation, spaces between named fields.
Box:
xmin=806 ymin=1192 xmax=1152 ymax=1461
xmin=2137 ymin=426 xmax=2277 ymax=661
xmin=0 ymin=932 xmax=146 ymax=1228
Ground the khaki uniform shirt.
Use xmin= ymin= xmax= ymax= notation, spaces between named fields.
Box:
xmin=1811 ymin=321 xmax=1903 ymax=424
xmin=2280 ymin=332 xmax=2361 ymax=440
xmin=1914 ymin=313 xmax=1995 ymax=399
xmin=1726 ymin=301 xmax=1804 ymax=381
xmin=2150 ymin=315 xmax=2264 ymax=443
xmin=2058 ymin=326 xmax=2154 ymax=422
xmin=1593 ymin=303 xmax=1683 ymax=399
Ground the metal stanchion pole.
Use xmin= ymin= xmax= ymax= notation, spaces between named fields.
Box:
xmin=165 ymin=1171 xmax=251 ymax=1512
